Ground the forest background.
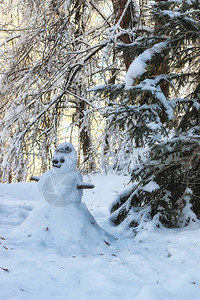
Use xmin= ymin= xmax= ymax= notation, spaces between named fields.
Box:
xmin=0 ymin=0 xmax=200 ymax=229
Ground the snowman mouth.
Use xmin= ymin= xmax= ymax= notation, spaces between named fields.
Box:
xmin=53 ymin=164 xmax=61 ymax=168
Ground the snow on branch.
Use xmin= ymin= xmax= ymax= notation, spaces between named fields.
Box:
xmin=125 ymin=41 xmax=168 ymax=88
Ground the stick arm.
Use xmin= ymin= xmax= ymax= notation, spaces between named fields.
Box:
xmin=30 ymin=176 xmax=95 ymax=189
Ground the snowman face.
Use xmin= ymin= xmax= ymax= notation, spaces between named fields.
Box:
xmin=52 ymin=142 xmax=77 ymax=172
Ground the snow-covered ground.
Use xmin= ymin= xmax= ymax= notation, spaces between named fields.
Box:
xmin=1 ymin=173 xmax=200 ymax=300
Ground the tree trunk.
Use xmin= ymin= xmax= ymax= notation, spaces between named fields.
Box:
xmin=73 ymin=1 xmax=95 ymax=171
xmin=111 ymin=0 xmax=137 ymax=70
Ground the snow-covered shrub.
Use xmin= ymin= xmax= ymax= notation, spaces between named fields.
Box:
xmin=110 ymin=130 xmax=200 ymax=228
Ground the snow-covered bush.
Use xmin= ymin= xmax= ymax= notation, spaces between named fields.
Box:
xmin=110 ymin=130 xmax=200 ymax=228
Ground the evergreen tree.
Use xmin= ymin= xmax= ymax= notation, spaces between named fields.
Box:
xmin=99 ymin=0 xmax=200 ymax=228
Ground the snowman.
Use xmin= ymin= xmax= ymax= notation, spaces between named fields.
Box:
xmin=38 ymin=142 xmax=93 ymax=207
xmin=18 ymin=142 xmax=112 ymax=249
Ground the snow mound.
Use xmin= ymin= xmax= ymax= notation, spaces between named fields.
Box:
xmin=15 ymin=202 xmax=112 ymax=251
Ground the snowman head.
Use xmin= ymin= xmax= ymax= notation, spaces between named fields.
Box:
xmin=52 ymin=142 xmax=77 ymax=172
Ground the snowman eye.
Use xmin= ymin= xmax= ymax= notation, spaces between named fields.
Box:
xmin=65 ymin=146 xmax=71 ymax=153
xmin=60 ymin=158 xmax=65 ymax=163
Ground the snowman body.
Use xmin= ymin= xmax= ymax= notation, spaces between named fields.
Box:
xmin=38 ymin=143 xmax=83 ymax=207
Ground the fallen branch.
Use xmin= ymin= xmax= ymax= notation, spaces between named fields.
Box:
xmin=0 ymin=267 xmax=9 ymax=272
